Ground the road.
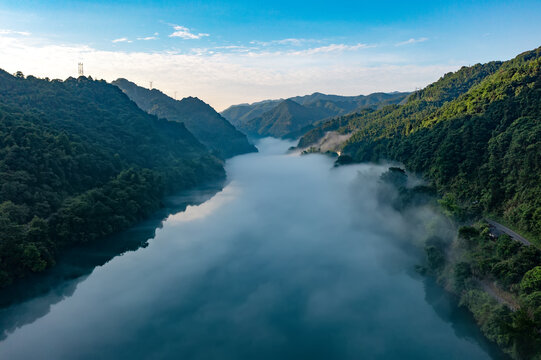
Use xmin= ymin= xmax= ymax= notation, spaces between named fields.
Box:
xmin=485 ymin=218 xmax=531 ymax=246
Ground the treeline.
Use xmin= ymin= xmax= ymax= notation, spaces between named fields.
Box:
xmin=299 ymin=47 xmax=541 ymax=240
xmin=0 ymin=70 xmax=225 ymax=286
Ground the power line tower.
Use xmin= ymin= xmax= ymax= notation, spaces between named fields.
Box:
xmin=174 ymin=91 xmax=177 ymax=100
xmin=78 ymin=62 xmax=84 ymax=76
xmin=149 ymin=81 xmax=153 ymax=90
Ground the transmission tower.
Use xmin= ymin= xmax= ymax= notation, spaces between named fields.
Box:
xmin=174 ymin=91 xmax=177 ymax=100
xmin=149 ymin=81 xmax=153 ymax=90
xmin=78 ymin=62 xmax=84 ymax=76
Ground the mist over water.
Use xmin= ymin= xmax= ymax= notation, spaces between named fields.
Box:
xmin=0 ymin=138 xmax=504 ymax=359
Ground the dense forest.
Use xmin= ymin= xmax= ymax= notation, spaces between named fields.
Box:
xmin=112 ymin=78 xmax=256 ymax=158
xmin=0 ymin=70 xmax=225 ymax=286
xmin=299 ymin=47 xmax=541 ymax=241
xmin=300 ymin=47 xmax=541 ymax=359
xmin=381 ymin=167 xmax=541 ymax=359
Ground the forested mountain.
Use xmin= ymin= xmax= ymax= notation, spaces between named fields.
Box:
xmin=297 ymin=47 xmax=541 ymax=359
xmin=300 ymin=46 xmax=541 ymax=240
xmin=289 ymin=91 xmax=409 ymax=107
xmin=239 ymin=99 xmax=330 ymax=138
xmin=221 ymin=99 xmax=282 ymax=126
xmin=112 ymin=79 xmax=256 ymax=158
xmin=221 ymin=92 xmax=409 ymax=138
xmin=0 ymin=71 xmax=225 ymax=286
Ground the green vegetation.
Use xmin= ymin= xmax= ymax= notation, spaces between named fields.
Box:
xmin=368 ymin=48 xmax=541 ymax=357
xmin=299 ymin=46 xmax=541 ymax=240
xmin=379 ymin=165 xmax=541 ymax=358
xmin=424 ymin=223 xmax=541 ymax=359
xmin=222 ymin=92 xmax=409 ymax=139
xmin=112 ymin=78 xmax=256 ymax=158
xmin=0 ymin=70 xmax=225 ymax=287
xmin=241 ymin=99 xmax=325 ymax=138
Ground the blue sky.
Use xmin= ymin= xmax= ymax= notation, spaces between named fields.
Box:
xmin=0 ymin=0 xmax=540 ymax=109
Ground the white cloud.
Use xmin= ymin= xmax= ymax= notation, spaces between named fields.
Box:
xmin=290 ymin=43 xmax=373 ymax=56
xmin=169 ymin=25 xmax=209 ymax=40
xmin=395 ymin=37 xmax=428 ymax=46
xmin=112 ymin=38 xmax=132 ymax=43
xmin=251 ymin=38 xmax=315 ymax=47
xmin=215 ymin=45 xmax=247 ymax=50
xmin=137 ymin=36 xmax=158 ymax=41
xmin=0 ymin=29 xmax=31 ymax=36
xmin=0 ymin=34 xmax=458 ymax=111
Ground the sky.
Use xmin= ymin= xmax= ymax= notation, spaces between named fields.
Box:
xmin=0 ymin=0 xmax=540 ymax=111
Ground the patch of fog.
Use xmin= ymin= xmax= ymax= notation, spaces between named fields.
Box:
xmin=0 ymin=137 xmax=495 ymax=360
xmin=319 ymin=131 xmax=352 ymax=152
xmin=345 ymin=163 xmax=455 ymax=255
xmin=300 ymin=131 xmax=353 ymax=153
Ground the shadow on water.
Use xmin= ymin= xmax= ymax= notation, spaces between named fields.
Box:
xmin=0 ymin=181 xmax=224 ymax=340
xmin=422 ymin=276 xmax=510 ymax=359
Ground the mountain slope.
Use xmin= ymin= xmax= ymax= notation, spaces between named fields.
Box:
xmin=300 ymin=47 xmax=541 ymax=239
xmin=298 ymin=61 xmax=502 ymax=149
xmin=0 ymin=71 xmax=225 ymax=286
xmin=112 ymin=79 xmax=256 ymax=158
xmin=240 ymin=99 xmax=335 ymax=138
xmin=221 ymin=99 xmax=282 ymax=127
xmin=297 ymin=47 xmax=541 ymax=359
xmin=221 ymin=92 xmax=410 ymax=136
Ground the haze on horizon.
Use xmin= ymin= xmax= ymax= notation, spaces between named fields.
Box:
xmin=0 ymin=0 xmax=540 ymax=111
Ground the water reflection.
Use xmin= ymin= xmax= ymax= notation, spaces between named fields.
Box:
xmin=0 ymin=183 xmax=223 ymax=340
xmin=0 ymin=138 xmax=505 ymax=359
xmin=422 ymin=277 xmax=510 ymax=359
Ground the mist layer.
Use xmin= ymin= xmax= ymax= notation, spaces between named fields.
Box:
xmin=0 ymin=138 xmax=503 ymax=359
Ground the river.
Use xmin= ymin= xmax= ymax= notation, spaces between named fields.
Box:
xmin=0 ymin=138 xmax=506 ymax=359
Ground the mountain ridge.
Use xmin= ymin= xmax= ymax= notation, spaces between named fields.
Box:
xmin=222 ymin=91 xmax=410 ymax=138
xmin=113 ymin=78 xmax=257 ymax=158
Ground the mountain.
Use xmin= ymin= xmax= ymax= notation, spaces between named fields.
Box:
xmin=221 ymin=92 xmax=410 ymax=138
xmin=289 ymin=91 xmax=409 ymax=107
xmin=0 ymin=71 xmax=225 ymax=287
xmin=300 ymin=48 xmax=541 ymax=239
xmin=298 ymin=62 xmax=502 ymax=149
xmin=112 ymin=78 xmax=256 ymax=158
xmin=239 ymin=99 xmax=332 ymax=138
xmin=221 ymin=99 xmax=282 ymax=126
xmin=298 ymin=46 xmax=541 ymax=359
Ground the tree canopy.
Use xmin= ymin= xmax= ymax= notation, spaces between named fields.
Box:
xmin=0 ymin=71 xmax=225 ymax=286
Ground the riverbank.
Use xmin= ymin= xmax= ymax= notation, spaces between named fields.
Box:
xmin=370 ymin=165 xmax=539 ymax=359
xmin=423 ymin=219 xmax=541 ymax=359
xmin=0 ymin=181 xmax=224 ymax=338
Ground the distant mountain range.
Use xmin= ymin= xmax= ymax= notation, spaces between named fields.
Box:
xmin=221 ymin=92 xmax=410 ymax=138
xmin=113 ymin=79 xmax=256 ymax=158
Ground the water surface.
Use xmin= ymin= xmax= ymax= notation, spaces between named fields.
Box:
xmin=0 ymin=138 xmax=505 ymax=359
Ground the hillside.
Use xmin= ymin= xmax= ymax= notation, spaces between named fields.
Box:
xmin=298 ymin=47 xmax=541 ymax=359
xmin=221 ymin=99 xmax=282 ymax=127
xmin=240 ymin=99 xmax=332 ymax=138
xmin=112 ymin=79 xmax=256 ymax=158
xmin=221 ymin=92 xmax=410 ymax=138
xmin=0 ymin=71 xmax=225 ymax=286
xmin=306 ymin=47 xmax=541 ymax=239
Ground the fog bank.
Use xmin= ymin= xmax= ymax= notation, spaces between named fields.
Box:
xmin=0 ymin=138 xmax=500 ymax=359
